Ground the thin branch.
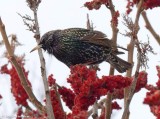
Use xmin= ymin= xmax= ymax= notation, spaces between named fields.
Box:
xmin=105 ymin=0 xmax=119 ymax=118
xmin=86 ymin=14 xmax=92 ymax=30
xmin=86 ymin=14 xmax=99 ymax=71
xmin=26 ymin=0 xmax=41 ymax=11
xmin=92 ymin=101 xmax=98 ymax=119
xmin=28 ymin=1 xmax=55 ymax=119
xmin=141 ymin=11 xmax=160 ymax=45
xmin=0 ymin=17 xmax=45 ymax=114
xmin=122 ymin=0 xmax=144 ymax=119
xmin=108 ymin=0 xmax=119 ymax=44
xmin=53 ymin=84 xmax=65 ymax=115
xmin=138 ymin=39 xmax=156 ymax=68
xmin=88 ymin=98 xmax=106 ymax=117
xmin=122 ymin=41 xmax=142 ymax=119
xmin=105 ymin=92 xmax=112 ymax=119
xmin=18 ymin=13 xmax=36 ymax=33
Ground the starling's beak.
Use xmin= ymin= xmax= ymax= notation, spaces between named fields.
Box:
xmin=30 ymin=44 xmax=42 ymax=53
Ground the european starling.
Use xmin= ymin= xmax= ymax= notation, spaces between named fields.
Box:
xmin=30 ymin=28 xmax=132 ymax=73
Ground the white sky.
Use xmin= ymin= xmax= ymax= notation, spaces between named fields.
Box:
xmin=0 ymin=0 xmax=160 ymax=119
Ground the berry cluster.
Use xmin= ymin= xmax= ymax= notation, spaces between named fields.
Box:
xmin=0 ymin=58 xmax=30 ymax=107
xmin=57 ymin=65 xmax=147 ymax=118
xmin=143 ymin=66 xmax=160 ymax=118
xmin=126 ymin=0 xmax=160 ymax=14
xmin=84 ymin=0 xmax=108 ymax=10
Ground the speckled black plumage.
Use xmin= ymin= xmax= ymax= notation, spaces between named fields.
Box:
xmin=39 ymin=28 xmax=132 ymax=73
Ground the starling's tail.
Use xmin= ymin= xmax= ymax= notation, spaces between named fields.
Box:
xmin=107 ymin=54 xmax=132 ymax=73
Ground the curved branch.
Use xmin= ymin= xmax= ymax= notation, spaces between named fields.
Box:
xmin=142 ymin=11 xmax=160 ymax=45
xmin=105 ymin=0 xmax=119 ymax=118
xmin=31 ymin=2 xmax=55 ymax=119
xmin=0 ymin=17 xmax=45 ymax=114
xmin=122 ymin=0 xmax=144 ymax=119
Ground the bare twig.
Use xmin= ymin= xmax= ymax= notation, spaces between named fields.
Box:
xmin=141 ymin=11 xmax=160 ymax=45
xmin=122 ymin=0 xmax=144 ymax=119
xmin=0 ymin=17 xmax=45 ymax=114
xmin=26 ymin=0 xmax=41 ymax=11
xmin=18 ymin=13 xmax=36 ymax=33
xmin=26 ymin=1 xmax=55 ymax=119
xmin=92 ymin=101 xmax=98 ymax=119
xmin=105 ymin=92 xmax=112 ymax=119
xmin=138 ymin=40 xmax=156 ymax=68
xmin=88 ymin=98 xmax=106 ymax=117
xmin=86 ymin=14 xmax=92 ymax=30
xmin=9 ymin=34 xmax=23 ymax=46
xmin=105 ymin=0 xmax=119 ymax=118
xmin=86 ymin=14 xmax=99 ymax=71
xmin=1 ymin=34 xmax=23 ymax=58
xmin=122 ymin=40 xmax=143 ymax=119
xmin=53 ymin=84 xmax=65 ymax=116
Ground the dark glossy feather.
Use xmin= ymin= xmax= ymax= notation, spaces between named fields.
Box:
xmin=39 ymin=28 xmax=132 ymax=73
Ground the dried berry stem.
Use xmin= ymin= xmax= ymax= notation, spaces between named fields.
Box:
xmin=105 ymin=0 xmax=118 ymax=118
xmin=0 ymin=17 xmax=45 ymax=114
xmin=54 ymin=84 xmax=65 ymax=114
xmin=86 ymin=14 xmax=92 ymax=30
xmin=105 ymin=92 xmax=112 ymax=119
xmin=30 ymin=2 xmax=55 ymax=119
xmin=88 ymin=98 xmax=106 ymax=117
xmin=92 ymin=101 xmax=98 ymax=119
xmin=122 ymin=0 xmax=144 ymax=119
xmin=142 ymin=11 xmax=160 ymax=45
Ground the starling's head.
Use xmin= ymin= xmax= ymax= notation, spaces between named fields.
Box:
xmin=30 ymin=30 xmax=59 ymax=53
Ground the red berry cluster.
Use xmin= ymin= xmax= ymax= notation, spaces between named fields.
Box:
xmin=99 ymin=101 xmax=121 ymax=118
xmin=126 ymin=0 xmax=160 ymax=14
xmin=60 ymin=65 xmax=132 ymax=118
xmin=143 ymin=66 xmax=160 ymax=118
xmin=84 ymin=0 xmax=108 ymax=10
xmin=143 ymin=0 xmax=160 ymax=9
xmin=157 ymin=66 xmax=160 ymax=79
xmin=0 ymin=58 xmax=31 ymax=107
xmin=55 ymin=65 xmax=148 ymax=118
xmin=16 ymin=107 xmax=22 ymax=119
xmin=111 ymin=11 xmax=119 ymax=27
xmin=0 ymin=59 xmax=149 ymax=119
xmin=112 ymin=71 xmax=147 ymax=100
xmin=48 ymin=74 xmax=56 ymax=87
xmin=135 ymin=71 xmax=148 ymax=92
xmin=49 ymin=90 xmax=66 ymax=119
xmin=23 ymin=109 xmax=44 ymax=118
xmin=112 ymin=101 xmax=122 ymax=110
xmin=44 ymin=74 xmax=66 ymax=119
xmin=58 ymin=86 xmax=75 ymax=110
xmin=126 ymin=0 xmax=135 ymax=14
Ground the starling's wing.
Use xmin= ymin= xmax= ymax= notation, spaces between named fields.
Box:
xmin=81 ymin=30 xmax=112 ymax=47
xmin=62 ymin=28 xmax=92 ymax=41
xmin=80 ymin=30 xmax=125 ymax=55
xmin=62 ymin=28 xmax=124 ymax=54
xmin=62 ymin=28 xmax=112 ymax=47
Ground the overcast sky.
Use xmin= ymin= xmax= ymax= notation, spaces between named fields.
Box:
xmin=0 ymin=0 xmax=160 ymax=119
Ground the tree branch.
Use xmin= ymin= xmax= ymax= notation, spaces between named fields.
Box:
xmin=122 ymin=0 xmax=144 ymax=119
xmin=88 ymin=98 xmax=106 ymax=117
xmin=0 ymin=17 xmax=45 ymax=114
xmin=28 ymin=1 xmax=55 ymax=119
xmin=105 ymin=0 xmax=119 ymax=118
xmin=141 ymin=11 xmax=160 ymax=45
